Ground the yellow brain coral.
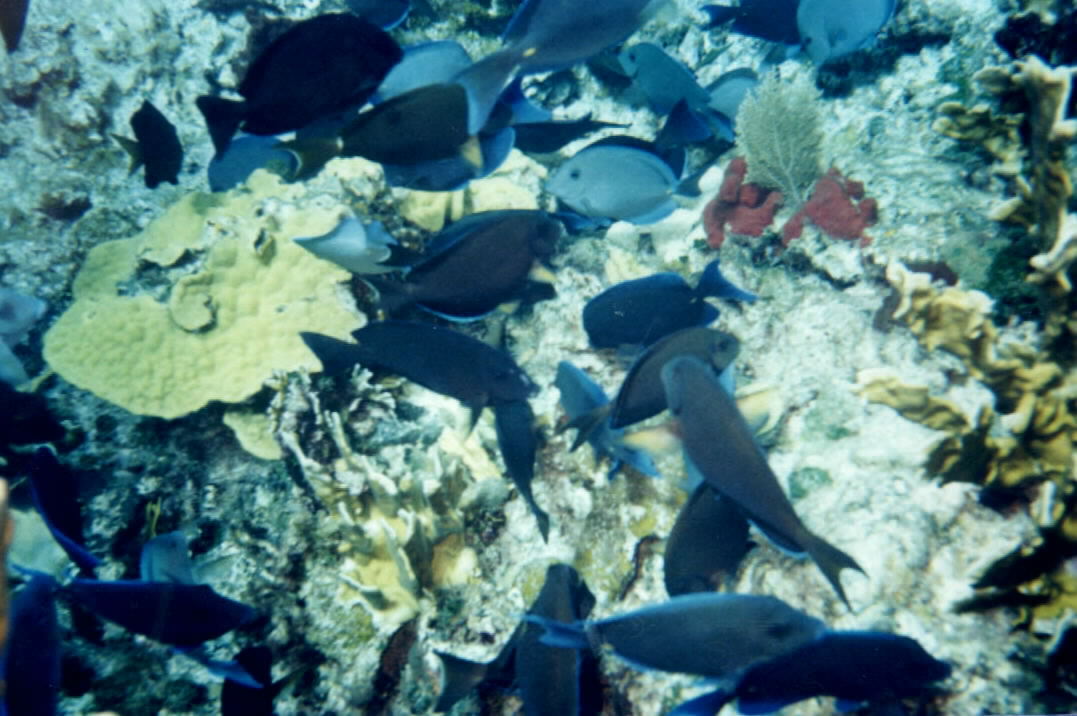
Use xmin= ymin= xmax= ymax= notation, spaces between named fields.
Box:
xmin=44 ymin=169 xmax=369 ymax=419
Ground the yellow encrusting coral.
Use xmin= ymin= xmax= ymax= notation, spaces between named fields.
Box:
xmin=43 ymin=169 xmax=367 ymax=419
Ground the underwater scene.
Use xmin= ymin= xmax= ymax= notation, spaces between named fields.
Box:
xmin=1 ymin=0 xmax=1076 ymax=713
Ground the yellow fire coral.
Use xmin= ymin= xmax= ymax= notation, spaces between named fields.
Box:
xmin=43 ymin=168 xmax=370 ymax=419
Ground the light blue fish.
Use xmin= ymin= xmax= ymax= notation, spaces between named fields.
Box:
xmin=207 ymin=133 xmax=296 ymax=192
xmin=555 ymin=361 xmax=659 ymax=479
xmin=797 ymin=0 xmax=897 ymax=66
xmin=618 ymin=42 xmax=710 ymax=116
xmin=293 ymin=215 xmax=399 ymax=274
xmin=373 ymin=40 xmax=473 ymax=102
xmin=547 ymin=143 xmax=682 ymax=224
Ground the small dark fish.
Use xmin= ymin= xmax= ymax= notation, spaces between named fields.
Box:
xmin=457 ymin=0 xmax=671 ymax=132
xmin=533 ymin=592 xmax=824 ymax=679
xmin=660 ymin=356 xmax=863 ymax=606
xmin=798 ymin=0 xmax=897 ymax=66
xmin=0 ymin=0 xmax=29 ymax=53
xmin=564 ymin=327 xmax=740 ymax=450
xmin=674 ymin=630 xmax=952 ymax=715
xmin=66 ymin=578 xmax=257 ymax=647
xmin=493 ymin=399 xmax=549 ymax=540
xmin=436 ymin=564 xmax=600 ymax=714
xmin=702 ymin=0 xmax=800 ymax=45
xmin=555 ymin=361 xmax=658 ymax=479
xmin=27 ymin=447 xmax=102 ymax=574
xmin=346 ymin=0 xmax=410 ymax=29
xmin=114 ymin=100 xmax=183 ymax=188
xmin=196 ymin=14 xmax=402 ymax=154
xmin=583 ymin=258 xmax=756 ymax=349
xmin=514 ymin=115 xmax=627 ymax=154
xmin=664 ymin=483 xmax=751 ymax=596
xmin=367 ymin=210 xmax=560 ymax=320
xmin=4 ymin=573 xmax=61 ymax=716
xmin=302 ymin=321 xmax=535 ymax=425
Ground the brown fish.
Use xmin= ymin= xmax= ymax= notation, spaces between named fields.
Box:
xmin=0 ymin=0 xmax=29 ymax=52
xmin=660 ymin=356 xmax=863 ymax=607
xmin=664 ymin=483 xmax=751 ymax=597
xmin=565 ymin=327 xmax=740 ymax=450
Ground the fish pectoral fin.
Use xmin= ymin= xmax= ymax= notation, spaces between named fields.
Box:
xmin=276 ymin=136 xmax=344 ymax=180
xmin=620 ymin=424 xmax=680 ymax=455
xmin=464 ymin=401 xmax=486 ymax=435
xmin=528 ymin=262 xmax=557 ymax=284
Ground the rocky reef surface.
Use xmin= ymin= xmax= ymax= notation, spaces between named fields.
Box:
xmin=1 ymin=0 xmax=1074 ymax=714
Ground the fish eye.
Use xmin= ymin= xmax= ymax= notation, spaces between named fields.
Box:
xmin=569 ymin=168 xmax=581 ymax=180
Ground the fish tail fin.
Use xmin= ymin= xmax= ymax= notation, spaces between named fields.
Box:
xmin=802 ymin=531 xmax=863 ymax=609
xmin=433 ymin=651 xmax=489 ymax=713
xmin=195 ymin=95 xmax=246 ymax=156
xmin=524 ymin=615 xmax=589 ymax=650
xmin=276 ymin=136 xmax=343 ymax=181
xmin=453 ymin=49 xmax=521 ymax=134
xmin=695 ymin=258 xmax=758 ymax=303
xmin=670 ymin=686 xmax=735 ymax=716
xmin=361 ymin=276 xmax=414 ymax=316
xmin=559 ymin=404 xmax=611 ymax=452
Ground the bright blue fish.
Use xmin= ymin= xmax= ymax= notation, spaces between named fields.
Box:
xmin=27 ymin=447 xmax=102 ymax=574
xmin=3 ymin=574 xmax=61 ymax=716
xmin=207 ymin=133 xmax=296 ymax=192
xmin=703 ymin=0 xmax=800 ymax=45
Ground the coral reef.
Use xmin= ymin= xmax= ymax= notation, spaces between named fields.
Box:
xmin=42 ymin=165 xmax=373 ymax=420
xmin=701 ymin=157 xmax=783 ymax=249
xmin=780 ymin=168 xmax=878 ymax=247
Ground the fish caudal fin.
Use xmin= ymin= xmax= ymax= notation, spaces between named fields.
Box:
xmin=801 ymin=530 xmax=864 ymax=609
xmin=453 ymin=50 xmax=521 ymax=134
xmin=669 ymin=686 xmax=735 ymax=716
xmin=561 ymin=404 xmax=612 ymax=452
xmin=195 ymin=95 xmax=247 ymax=156
xmin=695 ymin=258 xmax=758 ymax=303
xmin=433 ymin=651 xmax=489 ymax=713
xmin=299 ymin=332 xmax=362 ymax=378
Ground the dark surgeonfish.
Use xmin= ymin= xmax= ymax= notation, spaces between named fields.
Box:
xmin=66 ymin=578 xmax=257 ymax=647
xmin=702 ymin=0 xmax=801 ymax=45
xmin=436 ymin=564 xmax=600 ymax=714
xmin=366 ymin=210 xmax=561 ymax=320
xmin=301 ymin=321 xmax=535 ymax=422
xmin=113 ymin=101 xmax=183 ymax=189
xmin=3 ymin=574 xmax=61 ymax=716
xmin=564 ymin=327 xmax=740 ymax=450
xmin=282 ymin=83 xmax=484 ymax=179
xmin=513 ymin=115 xmax=627 ymax=154
xmin=664 ymin=483 xmax=751 ymax=596
xmin=673 ymin=630 xmax=952 ymax=715
xmin=583 ymin=258 xmax=756 ymax=349
xmin=456 ymin=0 xmax=671 ymax=132
xmin=196 ymin=14 xmax=402 ymax=155
xmin=493 ymin=400 xmax=549 ymax=540
xmin=797 ymin=0 xmax=897 ymax=66
xmin=660 ymin=356 xmax=863 ymax=606
xmin=533 ymin=592 xmax=824 ymax=679
xmin=0 ymin=0 xmax=28 ymax=53
xmin=555 ymin=361 xmax=658 ymax=480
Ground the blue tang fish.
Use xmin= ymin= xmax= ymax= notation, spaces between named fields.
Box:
xmin=457 ymin=0 xmax=671 ymax=131
xmin=797 ymin=0 xmax=897 ymax=66
xmin=673 ymin=630 xmax=952 ymax=715
xmin=532 ymin=593 xmax=825 ymax=678
xmin=3 ymin=574 xmax=61 ymax=716
xmin=207 ymin=133 xmax=297 ymax=192
xmin=373 ymin=40 xmax=473 ymax=103
xmin=618 ymin=42 xmax=711 ymax=116
xmin=547 ymin=143 xmax=681 ymax=224
xmin=660 ymin=356 xmax=863 ymax=606
xmin=703 ymin=0 xmax=801 ymax=45
xmin=555 ymin=361 xmax=659 ymax=479
xmin=583 ymin=258 xmax=756 ymax=349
